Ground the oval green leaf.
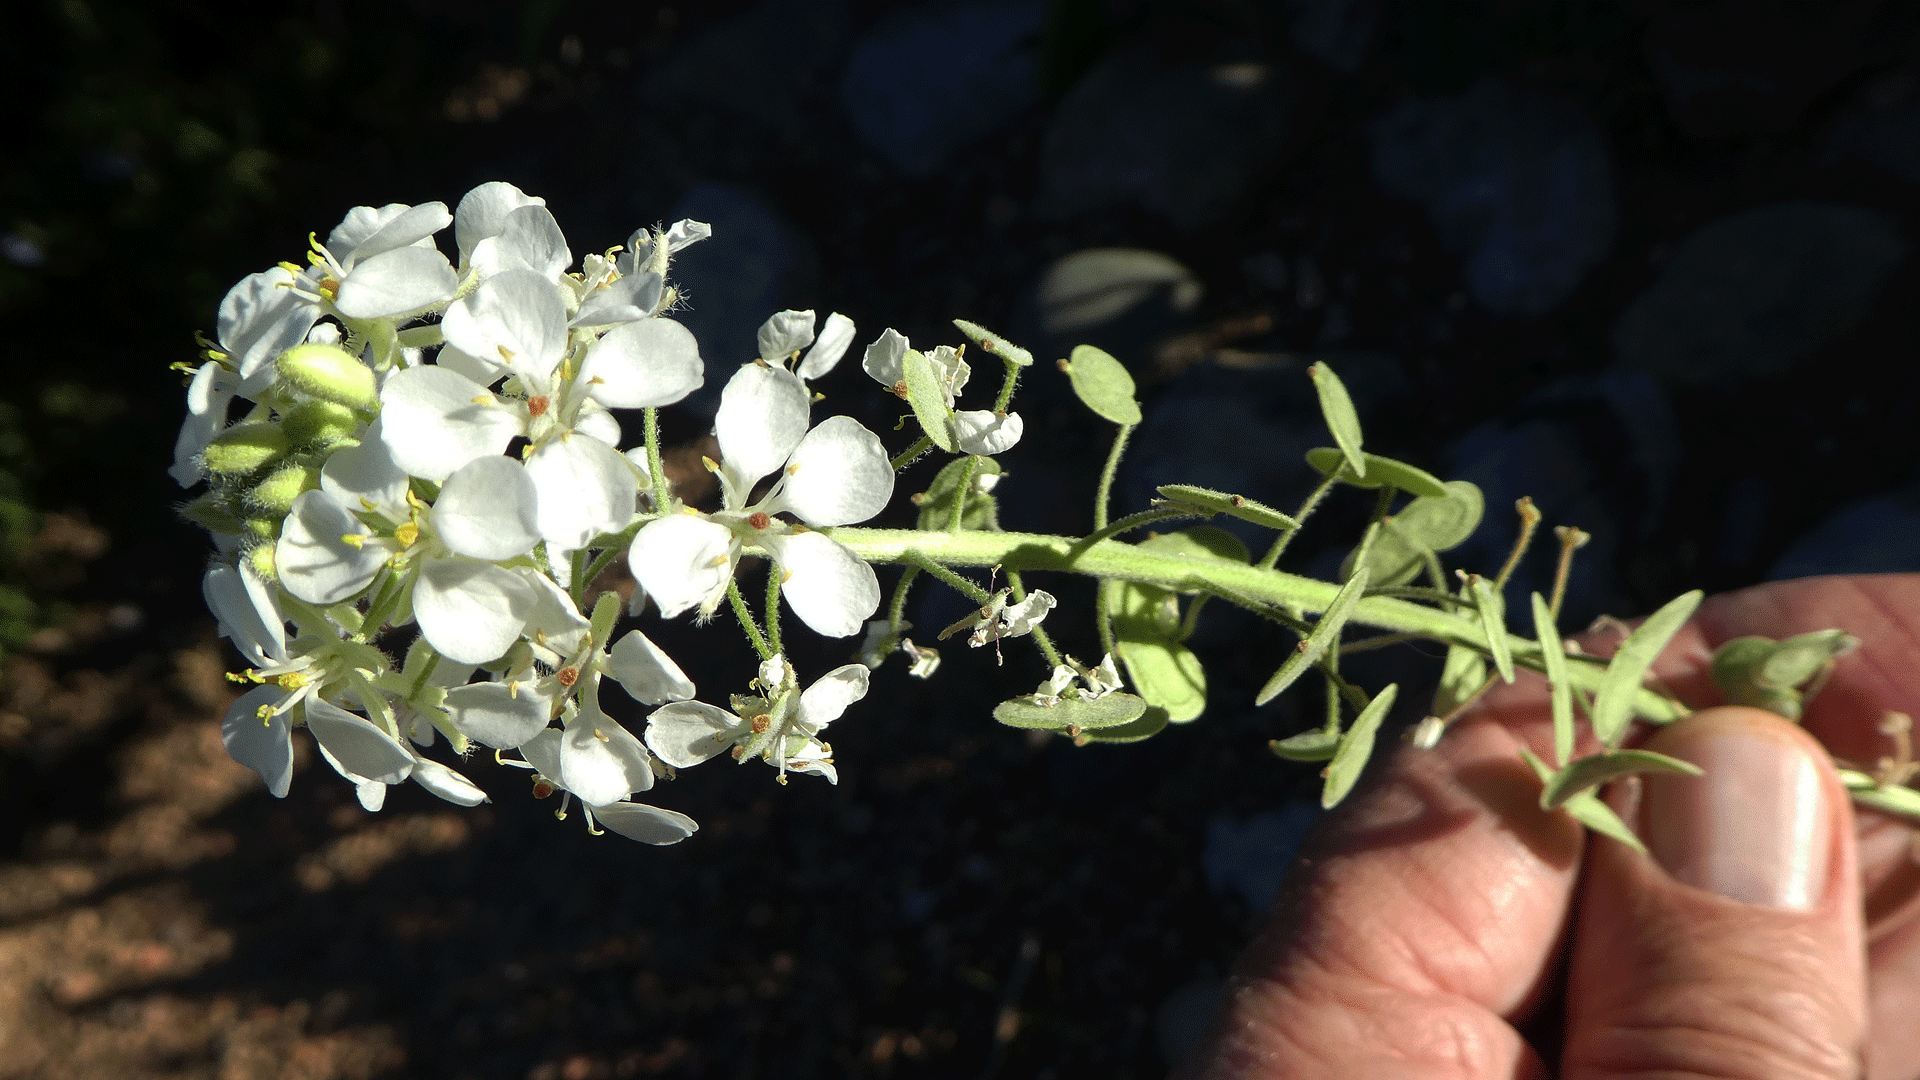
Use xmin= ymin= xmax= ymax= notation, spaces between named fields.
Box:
xmin=1255 ymin=565 xmax=1370 ymax=707
xmin=914 ymin=455 xmax=1002 ymax=531
xmin=1304 ymin=448 xmax=1449 ymax=498
xmin=1760 ymin=629 xmax=1856 ymax=689
xmin=1154 ymin=485 xmax=1299 ymax=531
xmin=1590 ymin=590 xmax=1703 ymax=747
xmin=902 ymin=347 xmax=957 ymax=452
xmin=1322 ymin=683 xmax=1398 ymax=808
xmin=1077 ymin=707 xmax=1171 ymax=744
xmin=1308 ymin=362 xmax=1365 ymax=479
xmin=994 ymin=691 xmax=1149 ymax=731
xmin=1106 ymin=581 xmax=1182 ymax=639
xmin=1065 ymin=344 xmax=1142 ymax=426
xmin=952 ymin=319 xmax=1033 ymax=367
xmin=1431 ymin=642 xmax=1488 ymax=720
xmin=1270 ymin=727 xmax=1342 ymax=762
xmin=1539 ymin=748 xmax=1704 ymax=810
xmin=1116 ymin=638 xmax=1206 ymax=723
xmin=1343 ymin=481 xmax=1484 ymax=587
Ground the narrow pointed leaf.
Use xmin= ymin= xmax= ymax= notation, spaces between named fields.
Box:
xmin=1064 ymin=344 xmax=1142 ymax=426
xmin=1591 ymin=590 xmax=1703 ymax=747
xmin=1532 ymin=592 xmax=1576 ymax=766
xmin=1760 ymin=629 xmax=1856 ymax=689
xmin=1154 ymin=485 xmax=1298 ymax=531
xmin=952 ymin=319 xmax=1033 ymax=367
xmin=1540 ymin=749 xmax=1703 ymax=810
xmin=1469 ymin=576 xmax=1514 ymax=684
xmin=1270 ymin=726 xmax=1342 ymax=762
xmin=1432 ymin=643 xmax=1487 ymax=719
xmin=1562 ymin=791 xmax=1646 ymax=853
xmin=993 ymin=691 xmax=1148 ymax=731
xmin=1840 ymin=770 xmax=1920 ymax=821
xmin=1255 ymin=566 xmax=1369 ymax=707
xmin=1304 ymin=448 xmax=1447 ymax=497
xmin=1308 ymin=362 xmax=1365 ymax=479
xmin=901 ymin=348 xmax=957 ymax=452
xmin=1322 ymin=683 xmax=1397 ymax=808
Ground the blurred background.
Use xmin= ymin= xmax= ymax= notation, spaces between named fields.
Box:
xmin=4 ymin=0 xmax=1919 ymax=1076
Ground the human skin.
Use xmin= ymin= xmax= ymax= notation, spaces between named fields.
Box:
xmin=1176 ymin=574 xmax=1920 ymax=1080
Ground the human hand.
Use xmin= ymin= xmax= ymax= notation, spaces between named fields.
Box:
xmin=1177 ymin=574 xmax=1920 ymax=1079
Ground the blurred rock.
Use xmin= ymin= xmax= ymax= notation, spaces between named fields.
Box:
xmin=1371 ymin=78 xmax=1614 ymax=317
xmin=1039 ymin=51 xmax=1296 ymax=230
xmin=1614 ymin=202 xmax=1907 ymax=385
xmin=840 ymin=1 xmax=1045 ymax=175
xmin=1444 ymin=369 xmax=1679 ymax=636
xmin=665 ymin=184 xmax=816 ymax=413
xmin=642 ymin=0 xmax=849 ymax=131
xmin=1203 ymin=803 xmax=1318 ymax=912
xmin=1288 ymin=0 xmax=1377 ymax=72
xmin=1770 ymin=480 xmax=1920 ymax=579
xmin=1036 ymin=248 xmax=1202 ymax=336
xmin=1644 ymin=1 xmax=1901 ymax=140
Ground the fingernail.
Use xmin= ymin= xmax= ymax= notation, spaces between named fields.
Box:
xmin=1642 ymin=722 xmax=1833 ymax=910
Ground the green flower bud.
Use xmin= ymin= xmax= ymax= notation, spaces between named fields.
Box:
xmin=276 ymin=343 xmax=378 ymax=412
xmin=203 ymin=422 xmax=290 ymax=476
xmin=246 ymin=541 xmax=278 ymax=583
xmin=178 ymin=491 xmax=245 ymax=535
xmin=243 ymin=514 xmax=282 ymax=542
xmin=249 ymin=460 xmax=320 ymax=514
xmin=281 ymin=399 xmax=361 ymax=448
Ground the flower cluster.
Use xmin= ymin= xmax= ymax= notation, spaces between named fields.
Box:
xmin=173 ymin=183 xmax=1016 ymax=842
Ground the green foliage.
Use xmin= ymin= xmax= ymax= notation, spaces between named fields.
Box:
xmin=1531 ymin=593 xmax=1576 ymax=765
xmin=1154 ymin=485 xmax=1299 ymax=532
xmin=1256 ymin=566 xmax=1369 ymax=707
xmin=1062 ymin=344 xmax=1141 ymax=426
xmin=1710 ymin=630 xmax=1857 ymax=721
xmin=951 ymin=319 xmax=1033 ymax=368
xmin=994 ymin=691 xmax=1148 ymax=731
xmin=915 ymin=456 xmax=1002 ymax=531
xmin=1537 ymin=748 xmax=1702 ymax=810
xmin=1322 ymin=683 xmax=1398 ymax=808
xmin=1307 ymin=361 xmax=1365 ymax=479
xmin=901 ymin=348 xmax=957 ymax=452
xmin=1342 ymin=480 xmax=1482 ymax=586
xmin=1590 ymin=590 xmax=1704 ymax=746
xmin=1304 ymin=448 xmax=1449 ymax=498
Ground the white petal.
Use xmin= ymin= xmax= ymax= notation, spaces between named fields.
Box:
xmin=320 ymin=431 xmax=409 ymax=518
xmin=765 ymin=416 xmax=894 ymax=526
xmin=559 ymin=702 xmax=654 ymax=806
xmin=434 ymin=344 xmax=501 ymax=385
xmin=628 ymin=515 xmax=736 ymax=620
xmin=516 ymin=566 xmax=591 ymax=656
xmin=325 ymin=203 xmax=412 ymax=260
xmin=522 ymin=435 xmax=635 ymax=552
xmin=221 ymin=685 xmax=293 ymax=797
xmin=798 ymin=312 xmax=855 ymax=380
xmin=861 ymin=328 xmax=909 ymax=386
xmin=203 ymin=562 xmax=285 ymax=667
xmin=470 ymin=204 xmax=570 ymax=281
xmin=414 ymin=556 xmax=535 ymax=664
xmin=758 ymin=654 xmax=794 ymax=690
xmin=664 ymin=219 xmax=711 ymax=252
xmin=444 ymin=680 xmax=555 ymax=749
xmin=440 ymin=269 xmax=568 ymax=382
xmin=409 ymin=755 xmax=489 ymax=806
xmin=520 ymin=728 xmax=563 ymax=781
xmin=757 ymin=309 xmax=816 ymax=361
xmin=797 ymin=663 xmax=869 ymax=729
xmin=643 ymin=700 xmax=740 ymax=768
xmin=927 ymin=345 xmax=971 ymax=402
xmin=715 ymin=363 xmax=809 ymax=487
xmin=435 ymin=456 xmax=541 ymax=560
xmin=218 ymin=268 xmax=320 ymax=391
xmin=579 ymin=319 xmax=704 ymax=408
xmin=777 ymin=737 xmax=837 ymax=784
xmin=574 ymin=271 xmax=663 ymax=327
xmin=766 ymin=531 xmax=880 ymax=638
xmin=455 ymin=182 xmax=546 ymax=264
xmin=346 ymin=201 xmax=452 ymax=264
xmin=334 ymin=246 xmax=459 ymax=320
xmin=171 ymin=362 xmax=240 ymax=486
xmin=304 ymin=698 xmax=416 ymax=785
xmin=590 ymin=801 xmax=699 ymax=845
xmin=953 ymin=410 xmax=1024 ymax=456
xmin=277 ymin=490 xmax=387 ymax=604
xmin=607 ymin=630 xmax=695 ymax=704
xmin=1000 ymin=591 xmax=1056 ymax=637
xmin=379 ymin=366 xmax=521 ymax=481
xmin=574 ymin=401 xmax=623 ymax=447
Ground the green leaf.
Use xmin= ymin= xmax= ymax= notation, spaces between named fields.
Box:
xmin=1304 ymin=448 xmax=1448 ymax=498
xmin=1322 ymin=683 xmax=1398 ymax=808
xmin=1432 ymin=643 xmax=1487 ymax=718
xmin=1343 ymin=481 xmax=1484 ymax=587
xmin=1116 ymin=638 xmax=1206 ymax=722
xmin=952 ymin=319 xmax=1034 ymax=367
xmin=1136 ymin=525 xmax=1251 ymax=565
xmin=1270 ymin=726 xmax=1343 ymax=761
xmin=1106 ymin=580 xmax=1183 ymax=638
xmin=1077 ymin=707 xmax=1171 ymax=744
xmin=1308 ymin=362 xmax=1365 ymax=479
xmin=1469 ymin=575 xmax=1514 ymax=684
xmin=1154 ymin=484 xmax=1299 ymax=532
xmin=1532 ymin=592 xmax=1575 ymax=766
xmin=1590 ymin=590 xmax=1703 ymax=747
xmin=1255 ymin=566 xmax=1370 ymax=706
xmin=1539 ymin=749 xmax=1703 ymax=810
xmin=1760 ymin=629 xmax=1856 ymax=688
xmin=1064 ymin=344 xmax=1142 ymax=425
xmin=1562 ymin=790 xmax=1647 ymax=853
xmin=1518 ymin=745 xmax=1553 ymax=784
xmin=994 ymin=691 xmax=1148 ymax=731
xmin=589 ymin=591 xmax=622 ymax=647
xmin=902 ymin=348 xmax=957 ymax=452
xmin=914 ymin=455 xmax=1002 ymax=531
xmin=1840 ymin=770 xmax=1920 ymax=822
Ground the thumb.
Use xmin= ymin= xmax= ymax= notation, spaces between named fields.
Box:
xmin=1564 ymin=706 xmax=1868 ymax=1080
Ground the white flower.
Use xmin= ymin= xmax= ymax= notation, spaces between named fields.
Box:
xmin=938 ymin=589 xmax=1057 ymax=649
xmin=645 ymin=656 xmax=868 ymax=784
xmin=757 ymin=309 xmax=856 ymax=380
xmin=860 ymin=328 xmax=1023 ymax=455
xmin=170 ymin=362 xmax=240 ymax=486
xmin=900 ymin=639 xmax=941 ymax=679
xmin=506 ymin=684 xmax=701 ymax=845
xmin=627 ymin=362 xmax=893 ymax=638
xmin=1029 ymin=653 xmax=1122 ymax=706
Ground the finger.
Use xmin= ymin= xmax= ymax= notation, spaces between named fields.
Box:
xmin=1564 ymin=706 xmax=1867 ymax=1080
xmin=1178 ymin=698 xmax=1581 ymax=1080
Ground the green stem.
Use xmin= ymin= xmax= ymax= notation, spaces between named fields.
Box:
xmin=888 ymin=565 xmax=920 ymax=637
xmin=727 ymin=577 xmax=772 ymax=659
xmin=827 ymin=526 xmax=1687 ymax=722
xmin=993 ymin=355 xmax=1022 ymax=413
xmin=643 ymin=407 xmax=672 ymax=512
xmin=1260 ymin=468 xmax=1343 ymax=570
xmin=1004 ymin=569 xmax=1063 ymax=668
xmin=902 ymin=550 xmax=993 ymax=604
xmin=575 ymin=520 xmax=647 ymax=606
xmin=764 ymin=558 xmax=784 ymax=656
xmin=1078 ymin=506 xmax=1192 ymax=548
xmin=946 ymin=456 xmax=981 ymax=533
xmin=891 ymin=434 xmax=934 ymax=472
xmin=1093 ymin=424 xmax=1133 ymax=532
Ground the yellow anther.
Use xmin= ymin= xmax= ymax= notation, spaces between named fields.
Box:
xmin=394 ymin=522 xmax=420 ymax=547
xmin=786 ymin=462 xmax=800 ymax=475
xmin=255 ymin=704 xmax=276 ymax=721
xmin=341 ymin=532 xmax=369 ymax=549
xmin=593 ymin=727 xmax=610 ymax=743
xmin=497 ymin=345 xmax=517 ymax=364
xmin=276 ymin=671 xmax=310 ymax=690
xmin=701 ymin=456 xmax=721 ymax=473
xmin=706 ymin=553 xmax=731 ymax=568
xmin=470 ymin=395 xmax=493 ymax=406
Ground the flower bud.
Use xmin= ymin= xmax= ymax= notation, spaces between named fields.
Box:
xmin=178 ymin=491 xmax=245 ymax=535
xmin=248 ymin=460 xmax=320 ymax=514
xmin=281 ymin=400 xmax=361 ymax=448
xmin=203 ymin=422 xmax=290 ymax=476
xmin=243 ymin=515 xmax=282 ymax=543
xmin=246 ymin=541 xmax=278 ymax=583
xmin=276 ymin=344 xmax=378 ymax=412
